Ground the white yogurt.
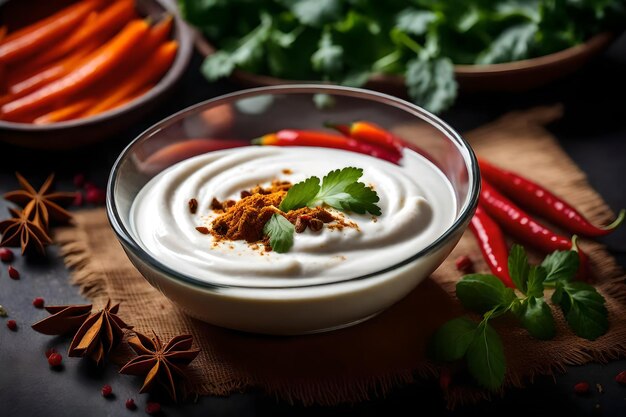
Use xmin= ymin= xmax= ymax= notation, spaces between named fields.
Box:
xmin=130 ymin=147 xmax=456 ymax=288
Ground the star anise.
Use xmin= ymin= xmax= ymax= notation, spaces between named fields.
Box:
xmin=32 ymin=304 xmax=93 ymax=335
xmin=119 ymin=331 xmax=200 ymax=402
xmin=0 ymin=208 xmax=52 ymax=254
xmin=68 ymin=299 xmax=132 ymax=365
xmin=4 ymin=173 xmax=76 ymax=228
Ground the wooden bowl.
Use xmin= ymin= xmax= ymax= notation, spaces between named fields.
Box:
xmin=0 ymin=0 xmax=194 ymax=150
xmin=195 ymin=32 xmax=614 ymax=98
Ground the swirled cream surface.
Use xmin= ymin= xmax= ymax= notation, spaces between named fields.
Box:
xmin=130 ymin=147 xmax=457 ymax=287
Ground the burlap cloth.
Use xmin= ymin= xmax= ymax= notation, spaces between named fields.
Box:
xmin=55 ymin=106 xmax=626 ymax=406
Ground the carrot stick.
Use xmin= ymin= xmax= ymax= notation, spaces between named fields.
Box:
xmin=84 ymin=41 xmax=177 ymax=116
xmin=0 ymin=0 xmax=103 ymax=65
xmin=109 ymin=83 xmax=154 ymax=111
xmin=8 ymin=42 xmax=98 ymax=96
xmin=0 ymin=19 xmax=149 ymax=121
xmin=33 ymin=98 xmax=96 ymax=124
xmin=22 ymin=0 xmax=137 ymax=71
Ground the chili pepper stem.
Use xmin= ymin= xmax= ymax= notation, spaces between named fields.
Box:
xmin=602 ymin=209 xmax=625 ymax=231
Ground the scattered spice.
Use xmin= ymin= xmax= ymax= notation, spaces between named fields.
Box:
xmin=0 ymin=208 xmax=53 ymax=254
xmin=101 ymin=384 xmax=113 ymax=397
xmin=195 ymin=226 xmax=210 ymax=235
xmin=145 ymin=402 xmax=161 ymax=415
xmin=48 ymin=352 xmax=63 ymax=367
xmin=455 ymin=255 xmax=474 ymax=273
xmin=33 ymin=297 xmax=45 ymax=309
xmin=188 ymin=198 xmax=198 ymax=214
xmin=210 ymin=182 xmax=287 ymax=243
xmin=294 ymin=216 xmax=307 ymax=233
xmin=0 ymin=305 xmax=7 ymax=317
xmin=309 ymin=218 xmax=324 ymax=232
xmin=240 ymin=190 xmax=252 ymax=198
xmin=125 ymin=398 xmax=137 ymax=410
xmin=8 ymin=265 xmax=20 ymax=280
xmin=7 ymin=319 xmax=17 ymax=331
xmin=282 ymin=169 xmax=293 ymax=175
xmin=4 ymin=173 xmax=75 ymax=228
xmin=616 ymin=371 xmax=626 ymax=385
xmin=574 ymin=381 xmax=590 ymax=395
xmin=68 ymin=300 xmax=131 ymax=364
xmin=119 ymin=331 xmax=200 ymax=402
xmin=32 ymin=304 xmax=93 ymax=335
xmin=210 ymin=197 xmax=223 ymax=211
xmin=0 ymin=247 xmax=14 ymax=262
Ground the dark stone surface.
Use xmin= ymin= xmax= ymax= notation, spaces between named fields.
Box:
xmin=1 ymin=40 xmax=626 ymax=416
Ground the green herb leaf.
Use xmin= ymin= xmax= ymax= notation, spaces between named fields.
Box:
xmin=466 ymin=322 xmax=506 ymax=390
xmin=429 ymin=317 xmax=478 ymax=362
xmin=405 ymin=55 xmax=457 ymax=114
xmin=312 ymin=31 xmax=344 ymax=76
xmin=306 ymin=167 xmax=381 ymax=215
xmin=279 ymin=177 xmax=320 ymax=212
xmin=508 ymin=244 xmax=530 ymax=293
xmin=515 ymin=296 xmax=555 ymax=340
xmin=456 ymin=274 xmax=508 ymax=313
xmin=552 ymin=281 xmax=608 ymax=340
xmin=541 ymin=250 xmax=579 ymax=283
xmin=395 ymin=8 xmax=438 ymax=36
xmin=526 ymin=265 xmax=547 ymax=298
xmin=263 ymin=214 xmax=295 ymax=253
xmin=476 ymin=22 xmax=538 ymax=65
xmin=280 ymin=0 xmax=342 ymax=27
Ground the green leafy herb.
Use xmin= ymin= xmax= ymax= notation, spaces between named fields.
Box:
xmin=430 ymin=244 xmax=608 ymax=390
xmin=466 ymin=321 xmax=506 ymax=390
xmin=263 ymin=214 xmax=294 ymax=254
xmin=552 ymin=281 xmax=609 ymax=340
xmin=267 ymin=167 xmax=380 ymax=252
xmin=279 ymin=167 xmax=380 ymax=215
xmin=182 ymin=0 xmax=625 ymax=113
xmin=541 ymin=249 xmax=580 ymax=283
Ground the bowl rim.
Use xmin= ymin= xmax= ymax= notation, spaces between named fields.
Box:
xmin=106 ymin=84 xmax=481 ymax=290
xmin=0 ymin=0 xmax=194 ymax=132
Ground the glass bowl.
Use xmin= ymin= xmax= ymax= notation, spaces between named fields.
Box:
xmin=107 ymin=85 xmax=480 ymax=335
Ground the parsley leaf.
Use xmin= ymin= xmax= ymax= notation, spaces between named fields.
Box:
xmin=279 ymin=177 xmax=320 ymax=212
xmin=429 ymin=317 xmax=478 ymax=362
xmin=280 ymin=167 xmax=381 ymax=215
xmin=513 ymin=296 xmax=555 ymax=340
xmin=456 ymin=274 xmax=509 ymax=313
xmin=508 ymin=244 xmax=530 ymax=293
xmin=552 ymin=281 xmax=608 ymax=340
xmin=405 ymin=55 xmax=457 ymax=114
xmin=541 ymin=250 xmax=579 ymax=283
xmin=466 ymin=321 xmax=506 ymax=390
xmin=526 ymin=265 xmax=547 ymax=298
xmin=263 ymin=214 xmax=294 ymax=253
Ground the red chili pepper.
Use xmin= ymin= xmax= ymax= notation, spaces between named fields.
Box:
xmin=469 ymin=205 xmax=515 ymax=288
xmin=328 ymin=121 xmax=440 ymax=166
xmin=479 ymin=158 xmax=624 ymax=237
xmin=480 ymin=180 xmax=588 ymax=278
xmin=253 ymin=129 xmax=401 ymax=164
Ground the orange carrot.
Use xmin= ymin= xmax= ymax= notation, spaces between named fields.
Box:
xmin=23 ymin=0 xmax=137 ymax=71
xmin=108 ymin=83 xmax=154 ymax=111
xmin=33 ymin=98 xmax=96 ymax=124
xmin=9 ymin=42 xmax=98 ymax=96
xmin=0 ymin=0 xmax=103 ymax=65
xmin=85 ymin=41 xmax=177 ymax=116
xmin=1 ymin=19 xmax=149 ymax=121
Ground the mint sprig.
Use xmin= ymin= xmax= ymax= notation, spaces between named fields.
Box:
xmin=266 ymin=167 xmax=381 ymax=253
xmin=430 ymin=244 xmax=608 ymax=390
